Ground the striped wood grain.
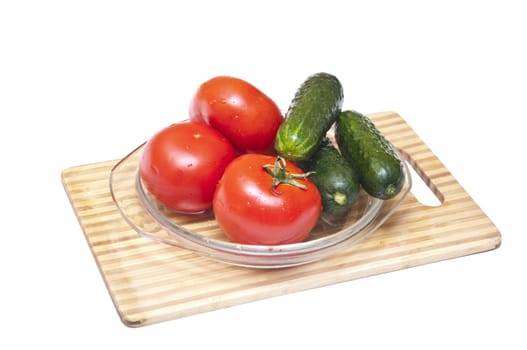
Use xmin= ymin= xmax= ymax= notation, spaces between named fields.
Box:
xmin=62 ymin=111 xmax=501 ymax=327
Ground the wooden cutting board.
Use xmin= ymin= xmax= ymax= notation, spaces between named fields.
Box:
xmin=61 ymin=111 xmax=501 ymax=327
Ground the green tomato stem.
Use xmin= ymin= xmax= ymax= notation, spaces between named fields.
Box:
xmin=262 ymin=156 xmax=314 ymax=194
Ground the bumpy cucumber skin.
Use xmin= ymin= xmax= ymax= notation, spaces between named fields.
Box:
xmin=336 ymin=111 xmax=405 ymax=200
xmin=275 ymin=72 xmax=344 ymax=162
xmin=306 ymin=138 xmax=360 ymax=218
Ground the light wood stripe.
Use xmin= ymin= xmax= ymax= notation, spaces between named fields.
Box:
xmin=109 ymin=223 xmax=497 ymax=311
xmin=62 ymin=111 xmax=500 ymax=327
xmin=98 ymin=211 xmax=492 ymax=289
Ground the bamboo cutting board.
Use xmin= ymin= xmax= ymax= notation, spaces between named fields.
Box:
xmin=62 ymin=111 xmax=501 ymax=327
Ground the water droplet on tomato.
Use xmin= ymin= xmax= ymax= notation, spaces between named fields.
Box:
xmin=150 ymin=164 xmax=160 ymax=175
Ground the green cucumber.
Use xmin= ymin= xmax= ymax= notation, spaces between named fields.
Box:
xmin=304 ymin=138 xmax=360 ymax=220
xmin=336 ymin=110 xmax=405 ymax=200
xmin=275 ymin=72 xmax=344 ymax=162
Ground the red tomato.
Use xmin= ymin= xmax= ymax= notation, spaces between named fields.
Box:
xmin=189 ymin=76 xmax=283 ymax=153
xmin=213 ymin=154 xmax=322 ymax=245
xmin=139 ymin=121 xmax=236 ymax=213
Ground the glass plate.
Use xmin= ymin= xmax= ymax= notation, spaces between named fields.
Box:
xmin=110 ymin=143 xmax=412 ymax=268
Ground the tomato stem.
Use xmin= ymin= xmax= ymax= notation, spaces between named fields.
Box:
xmin=262 ymin=156 xmax=314 ymax=194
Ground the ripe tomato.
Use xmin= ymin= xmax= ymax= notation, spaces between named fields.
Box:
xmin=213 ymin=154 xmax=322 ymax=245
xmin=189 ymin=76 xmax=283 ymax=154
xmin=139 ymin=121 xmax=236 ymax=213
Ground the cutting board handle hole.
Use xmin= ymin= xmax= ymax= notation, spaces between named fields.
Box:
xmin=401 ymin=152 xmax=444 ymax=207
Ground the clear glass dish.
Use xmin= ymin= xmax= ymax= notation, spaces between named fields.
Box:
xmin=109 ymin=142 xmax=412 ymax=269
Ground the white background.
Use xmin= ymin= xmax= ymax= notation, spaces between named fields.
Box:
xmin=1 ymin=1 xmax=525 ymax=349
